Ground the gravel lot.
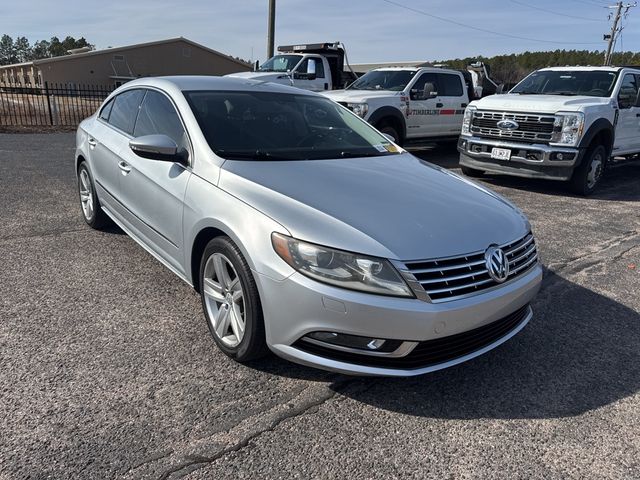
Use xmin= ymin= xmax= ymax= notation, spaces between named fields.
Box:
xmin=0 ymin=133 xmax=639 ymax=479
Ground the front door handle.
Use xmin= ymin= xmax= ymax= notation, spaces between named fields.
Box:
xmin=436 ymin=103 xmax=444 ymax=108
xmin=118 ymin=161 xmax=131 ymax=174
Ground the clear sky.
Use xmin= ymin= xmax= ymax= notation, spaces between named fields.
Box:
xmin=4 ymin=0 xmax=638 ymax=63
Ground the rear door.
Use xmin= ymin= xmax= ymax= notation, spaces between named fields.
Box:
xmin=91 ymin=89 xmax=145 ymax=213
xmin=436 ymin=72 xmax=468 ymax=136
xmin=116 ymin=88 xmax=192 ymax=273
xmin=613 ymin=73 xmax=640 ymax=154
xmin=405 ymin=72 xmax=445 ymax=138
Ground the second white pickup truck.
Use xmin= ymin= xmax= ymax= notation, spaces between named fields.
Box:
xmin=322 ymin=66 xmax=472 ymax=145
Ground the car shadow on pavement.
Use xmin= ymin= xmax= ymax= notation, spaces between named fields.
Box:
xmin=330 ymin=270 xmax=640 ymax=419
xmin=470 ymin=161 xmax=640 ymax=202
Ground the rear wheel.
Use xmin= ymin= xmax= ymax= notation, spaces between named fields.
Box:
xmin=199 ymin=236 xmax=268 ymax=362
xmin=461 ymin=165 xmax=485 ymax=178
xmin=77 ymin=161 xmax=110 ymax=229
xmin=569 ymin=144 xmax=607 ymax=195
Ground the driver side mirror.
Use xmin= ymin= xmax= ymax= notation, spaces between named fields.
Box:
xmin=410 ymin=82 xmax=438 ymax=100
xmin=129 ymin=134 xmax=187 ymax=164
xmin=618 ymin=89 xmax=636 ymax=109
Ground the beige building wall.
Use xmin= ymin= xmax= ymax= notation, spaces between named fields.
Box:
xmin=0 ymin=38 xmax=250 ymax=87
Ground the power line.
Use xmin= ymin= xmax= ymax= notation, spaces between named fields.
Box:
xmin=380 ymin=0 xmax=602 ymax=45
xmin=604 ymin=2 xmax=636 ymax=65
xmin=509 ymin=0 xmax=603 ymax=21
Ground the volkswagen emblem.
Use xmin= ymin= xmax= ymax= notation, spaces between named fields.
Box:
xmin=497 ymin=119 xmax=519 ymax=130
xmin=485 ymin=246 xmax=510 ymax=283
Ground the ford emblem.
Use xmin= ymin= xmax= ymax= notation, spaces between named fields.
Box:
xmin=497 ymin=119 xmax=519 ymax=130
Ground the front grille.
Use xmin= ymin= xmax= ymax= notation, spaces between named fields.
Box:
xmin=294 ymin=304 xmax=531 ymax=369
xmin=403 ymin=233 xmax=538 ymax=302
xmin=471 ymin=111 xmax=556 ymax=143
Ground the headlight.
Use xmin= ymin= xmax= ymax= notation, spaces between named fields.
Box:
xmin=461 ymin=106 xmax=476 ymax=135
xmin=551 ymin=112 xmax=584 ymax=146
xmin=347 ymin=103 xmax=368 ymax=117
xmin=271 ymin=233 xmax=413 ymax=297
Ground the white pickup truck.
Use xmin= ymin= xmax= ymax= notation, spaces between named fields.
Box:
xmin=227 ymin=42 xmax=357 ymax=92
xmin=322 ymin=67 xmax=472 ymax=145
xmin=458 ymin=66 xmax=640 ymax=195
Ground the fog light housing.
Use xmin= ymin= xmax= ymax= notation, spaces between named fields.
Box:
xmin=304 ymin=331 xmax=402 ymax=352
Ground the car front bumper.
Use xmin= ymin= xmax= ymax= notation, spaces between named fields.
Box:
xmin=458 ymin=135 xmax=583 ymax=181
xmin=255 ymin=262 xmax=543 ymax=377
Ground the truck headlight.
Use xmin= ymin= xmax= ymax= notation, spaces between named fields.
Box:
xmin=461 ymin=106 xmax=476 ymax=135
xmin=271 ymin=233 xmax=413 ymax=297
xmin=551 ymin=112 xmax=584 ymax=146
xmin=347 ymin=103 xmax=368 ymax=117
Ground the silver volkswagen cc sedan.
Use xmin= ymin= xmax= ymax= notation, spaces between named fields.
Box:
xmin=75 ymin=76 xmax=542 ymax=376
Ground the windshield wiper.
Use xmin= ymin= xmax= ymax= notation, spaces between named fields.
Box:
xmin=338 ymin=151 xmax=388 ymax=158
xmin=217 ymin=149 xmax=294 ymax=160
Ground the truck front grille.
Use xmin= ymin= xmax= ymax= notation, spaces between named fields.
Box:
xmin=402 ymin=233 xmax=538 ymax=302
xmin=471 ymin=111 xmax=556 ymax=143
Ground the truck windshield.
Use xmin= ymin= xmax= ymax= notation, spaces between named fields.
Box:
xmin=348 ymin=70 xmax=417 ymax=91
xmin=184 ymin=90 xmax=400 ymax=161
xmin=511 ymin=70 xmax=618 ymax=97
xmin=258 ymin=55 xmax=302 ymax=72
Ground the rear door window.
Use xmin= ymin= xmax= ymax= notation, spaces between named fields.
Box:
xmin=108 ymin=89 xmax=145 ymax=134
xmin=99 ymin=98 xmax=114 ymax=121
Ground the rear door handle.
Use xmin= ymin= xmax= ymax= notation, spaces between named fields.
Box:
xmin=88 ymin=137 xmax=97 ymax=147
xmin=436 ymin=103 xmax=444 ymax=108
xmin=118 ymin=161 xmax=131 ymax=174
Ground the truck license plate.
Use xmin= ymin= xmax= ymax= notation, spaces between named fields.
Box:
xmin=491 ymin=147 xmax=511 ymax=161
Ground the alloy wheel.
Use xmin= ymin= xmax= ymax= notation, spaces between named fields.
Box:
xmin=586 ymin=151 xmax=604 ymax=190
xmin=79 ymin=169 xmax=94 ymax=220
xmin=203 ymin=252 xmax=246 ymax=347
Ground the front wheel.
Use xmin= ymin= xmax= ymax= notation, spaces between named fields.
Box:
xmin=376 ymin=123 xmax=401 ymax=145
xmin=199 ymin=236 xmax=268 ymax=362
xmin=569 ymin=144 xmax=607 ymax=195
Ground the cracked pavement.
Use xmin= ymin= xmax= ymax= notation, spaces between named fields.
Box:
xmin=0 ymin=134 xmax=639 ymax=479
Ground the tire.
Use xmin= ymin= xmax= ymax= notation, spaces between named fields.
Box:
xmin=199 ymin=236 xmax=268 ymax=362
xmin=77 ymin=161 xmax=110 ymax=229
xmin=569 ymin=144 xmax=607 ymax=196
xmin=461 ymin=165 xmax=485 ymax=178
xmin=377 ymin=123 xmax=402 ymax=145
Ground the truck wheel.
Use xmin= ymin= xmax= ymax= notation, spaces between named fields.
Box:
xmin=569 ymin=144 xmax=607 ymax=196
xmin=461 ymin=165 xmax=485 ymax=178
xmin=377 ymin=123 xmax=401 ymax=145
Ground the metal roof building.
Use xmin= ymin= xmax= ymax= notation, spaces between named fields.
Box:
xmin=0 ymin=37 xmax=251 ymax=87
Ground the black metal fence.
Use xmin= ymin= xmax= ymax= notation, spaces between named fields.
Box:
xmin=0 ymin=82 xmax=114 ymax=127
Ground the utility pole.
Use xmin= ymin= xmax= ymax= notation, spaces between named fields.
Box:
xmin=604 ymin=1 xmax=636 ymax=66
xmin=267 ymin=0 xmax=276 ymax=59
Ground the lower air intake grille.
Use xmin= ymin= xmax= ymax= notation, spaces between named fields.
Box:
xmin=294 ymin=304 xmax=531 ymax=369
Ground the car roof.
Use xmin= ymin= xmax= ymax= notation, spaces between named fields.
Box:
xmin=372 ymin=67 xmax=461 ymax=74
xmin=537 ymin=66 xmax=623 ymax=72
xmin=115 ymin=75 xmax=318 ymax=95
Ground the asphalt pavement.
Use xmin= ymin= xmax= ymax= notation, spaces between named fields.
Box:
xmin=0 ymin=133 xmax=638 ymax=479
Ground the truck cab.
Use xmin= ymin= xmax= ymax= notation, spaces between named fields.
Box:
xmin=322 ymin=67 xmax=471 ymax=145
xmin=458 ymin=66 xmax=640 ymax=195
xmin=226 ymin=42 xmax=357 ymax=92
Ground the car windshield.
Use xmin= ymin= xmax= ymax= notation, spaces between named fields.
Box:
xmin=258 ymin=54 xmax=302 ymax=72
xmin=347 ymin=70 xmax=417 ymax=91
xmin=511 ymin=70 xmax=618 ymax=97
xmin=184 ymin=91 xmax=401 ymax=161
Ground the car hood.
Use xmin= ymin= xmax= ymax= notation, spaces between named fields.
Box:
xmin=219 ymin=153 xmax=529 ymax=261
xmin=322 ymin=89 xmax=401 ymax=103
xmin=475 ymin=94 xmax=611 ymax=113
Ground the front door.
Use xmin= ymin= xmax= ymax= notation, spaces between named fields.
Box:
xmin=614 ymin=73 xmax=640 ymax=154
xmin=293 ymin=57 xmax=328 ymax=91
xmin=405 ymin=72 xmax=445 ymax=138
xmin=116 ymin=89 xmax=191 ymax=274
